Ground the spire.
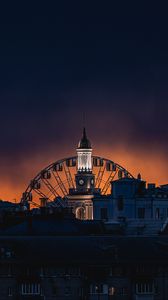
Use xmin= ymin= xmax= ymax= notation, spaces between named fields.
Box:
xmin=78 ymin=127 xmax=92 ymax=149
xmin=83 ymin=127 xmax=87 ymax=140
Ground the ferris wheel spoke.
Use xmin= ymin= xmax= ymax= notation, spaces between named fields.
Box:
xmin=41 ymin=178 xmax=60 ymax=198
xmin=63 ymin=163 xmax=75 ymax=189
xmin=96 ymin=164 xmax=106 ymax=188
xmin=32 ymin=188 xmax=51 ymax=200
xmin=101 ymin=170 xmax=118 ymax=194
xmin=45 ymin=187 xmax=58 ymax=200
xmin=30 ymin=200 xmax=41 ymax=208
xmin=95 ymin=166 xmax=102 ymax=186
xmin=51 ymin=170 xmax=68 ymax=196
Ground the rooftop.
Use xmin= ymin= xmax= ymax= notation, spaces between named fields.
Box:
xmin=78 ymin=127 xmax=92 ymax=149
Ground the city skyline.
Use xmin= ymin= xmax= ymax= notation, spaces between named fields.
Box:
xmin=0 ymin=128 xmax=167 ymax=202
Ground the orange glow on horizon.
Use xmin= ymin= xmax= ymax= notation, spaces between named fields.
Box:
xmin=0 ymin=144 xmax=167 ymax=202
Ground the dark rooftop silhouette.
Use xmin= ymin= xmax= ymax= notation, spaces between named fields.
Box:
xmin=78 ymin=127 xmax=92 ymax=149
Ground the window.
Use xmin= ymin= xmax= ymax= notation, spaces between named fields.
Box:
xmin=40 ymin=266 xmax=44 ymax=277
xmin=90 ymin=284 xmax=103 ymax=294
xmin=90 ymin=284 xmax=108 ymax=294
xmin=117 ymin=196 xmax=124 ymax=211
xmin=136 ymin=283 xmax=154 ymax=294
xmin=109 ymin=267 xmax=114 ymax=276
xmin=110 ymin=287 xmax=128 ymax=295
xmin=76 ymin=207 xmax=85 ymax=220
xmin=109 ymin=286 xmax=116 ymax=296
xmin=8 ymin=287 xmax=12 ymax=296
xmin=136 ymin=264 xmax=146 ymax=274
xmin=78 ymin=287 xmax=83 ymax=297
xmin=100 ymin=208 xmax=108 ymax=220
xmin=138 ymin=207 xmax=145 ymax=219
xmin=154 ymin=285 xmax=159 ymax=294
xmin=65 ymin=267 xmax=80 ymax=276
xmin=52 ymin=286 xmax=58 ymax=296
xmin=65 ymin=287 xmax=71 ymax=296
xmin=114 ymin=266 xmax=123 ymax=276
xmin=21 ymin=283 xmax=41 ymax=295
xmin=8 ymin=264 xmax=12 ymax=277
xmin=120 ymin=287 xmax=128 ymax=295
xmin=155 ymin=208 xmax=160 ymax=219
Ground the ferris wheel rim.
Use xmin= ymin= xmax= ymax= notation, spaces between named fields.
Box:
xmin=21 ymin=155 xmax=134 ymax=205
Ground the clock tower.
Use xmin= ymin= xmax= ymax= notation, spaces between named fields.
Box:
xmin=67 ymin=128 xmax=99 ymax=220
xmin=75 ymin=127 xmax=95 ymax=193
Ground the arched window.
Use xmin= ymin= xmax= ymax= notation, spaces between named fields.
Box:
xmin=76 ymin=207 xmax=85 ymax=220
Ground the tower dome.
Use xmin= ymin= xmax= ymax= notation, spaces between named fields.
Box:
xmin=78 ymin=128 xmax=91 ymax=149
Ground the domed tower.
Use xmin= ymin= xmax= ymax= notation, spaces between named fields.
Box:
xmin=75 ymin=128 xmax=95 ymax=192
xmin=67 ymin=128 xmax=96 ymax=220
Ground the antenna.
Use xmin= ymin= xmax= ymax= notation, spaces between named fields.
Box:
xmin=83 ymin=112 xmax=86 ymax=128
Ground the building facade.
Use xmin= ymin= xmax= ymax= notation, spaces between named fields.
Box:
xmin=0 ymin=233 xmax=168 ymax=299
xmin=65 ymin=129 xmax=168 ymax=235
xmin=93 ymin=178 xmax=168 ymax=234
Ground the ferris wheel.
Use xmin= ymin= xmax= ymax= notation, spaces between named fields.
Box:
xmin=20 ymin=155 xmax=134 ymax=208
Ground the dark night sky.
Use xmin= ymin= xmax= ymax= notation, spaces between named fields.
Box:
xmin=0 ymin=2 xmax=168 ymax=200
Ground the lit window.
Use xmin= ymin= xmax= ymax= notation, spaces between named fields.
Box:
xmin=21 ymin=283 xmax=41 ymax=295
xmin=90 ymin=284 xmax=108 ymax=294
xmin=109 ymin=286 xmax=116 ymax=296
